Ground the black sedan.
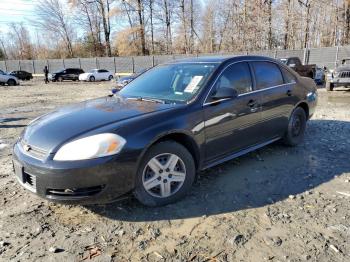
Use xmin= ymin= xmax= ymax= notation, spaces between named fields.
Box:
xmin=9 ymin=70 xmax=33 ymax=81
xmin=13 ymin=56 xmax=317 ymax=206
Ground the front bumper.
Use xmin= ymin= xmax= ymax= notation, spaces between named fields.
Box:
xmin=79 ymin=76 xmax=88 ymax=81
xmin=328 ymin=77 xmax=350 ymax=86
xmin=12 ymin=142 xmax=137 ymax=205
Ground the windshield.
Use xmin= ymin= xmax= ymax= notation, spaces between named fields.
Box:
xmin=90 ymin=69 xmax=98 ymax=73
xmin=119 ymin=63 xmax=218 ymax=103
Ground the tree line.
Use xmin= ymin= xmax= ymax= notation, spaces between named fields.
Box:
xmin=1 ymin=0 xmax=350 ymax=60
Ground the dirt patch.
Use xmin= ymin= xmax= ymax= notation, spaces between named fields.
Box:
xmin=0 ymin=80 xmax=350 ymax=261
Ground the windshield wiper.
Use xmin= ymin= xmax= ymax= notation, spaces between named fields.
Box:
xmin=127 ymin=97 xmax=166 ymax=104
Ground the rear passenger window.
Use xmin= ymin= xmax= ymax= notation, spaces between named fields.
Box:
xmin=215 ymin=62 xmax=253 ymax=95
xmin=281 ymin=67 xmax=296 ymax=83
xmin=252 ymin=62 xmax=284 ymax=89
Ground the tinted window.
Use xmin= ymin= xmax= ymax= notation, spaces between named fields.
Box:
xmin=214 ymin=62 xmax=252 ymax=95
xmin=253 ymin=62 xmax=284 ymax=90
xmin=281 ymin=67 xmax=296 ymax=83
xmin=98 ymin=69 xmax=108 ymax=73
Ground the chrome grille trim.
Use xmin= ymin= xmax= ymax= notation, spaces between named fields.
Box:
xmin=339 ymin=71 xmax=350 ymax=78
xmin=19 ymin=140 xmax=47 ymax=160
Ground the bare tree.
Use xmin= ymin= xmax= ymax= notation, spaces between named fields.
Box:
xmin=34 ymin=0 xmax=75 ymax=57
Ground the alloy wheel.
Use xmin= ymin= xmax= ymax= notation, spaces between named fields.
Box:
xmin=142 ymin=153 xmax=186 ymax=198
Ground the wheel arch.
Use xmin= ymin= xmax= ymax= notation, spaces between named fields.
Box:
xmin=138 ymin=131 xmax=201 ymax=172
xmin=295 ymin=101 xmax=309 ymax=119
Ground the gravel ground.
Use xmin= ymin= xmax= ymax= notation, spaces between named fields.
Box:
xmin=0 ymin=79 xmax=349 ymax=262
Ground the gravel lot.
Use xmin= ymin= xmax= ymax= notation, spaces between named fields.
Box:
xmin=0 ymin=79 xmax=349 ymax=262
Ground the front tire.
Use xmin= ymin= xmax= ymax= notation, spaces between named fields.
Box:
xmin=58 ymin=76 xmax=63 ymax=82
xmin=7 ymin=79 xmax=16 ymax=86
xmin=108 ymin=75 xmax=113 ymax=81
xmin=133 ymin=141 xmax=196 ymax=206
xmin=326 ymin=82 xmax=334 ymax=91
xmin=89 ymin=76 xmax=95 ymax=82
xmin=282 ymin=107 xmax=307 ymax=146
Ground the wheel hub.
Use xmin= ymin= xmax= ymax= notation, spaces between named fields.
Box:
xmin=142 ymin=153 xmax=186 ymax=198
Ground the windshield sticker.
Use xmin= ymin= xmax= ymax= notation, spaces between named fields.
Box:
xmin=184 ymin=76 xmax=203 ymax=93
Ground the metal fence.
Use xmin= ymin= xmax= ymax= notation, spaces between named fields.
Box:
xmin=1 ymin=46 xmax=349 ymax=74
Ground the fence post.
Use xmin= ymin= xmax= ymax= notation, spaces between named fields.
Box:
xmin=132 ymin=57 xmax=135 ymax=73
xmin=113 ymin=57 xmax=116 ymax=73
xmin=19 ymin=60 xmax=21 ymax=71
xmin=335 ymin=45 xmax=339 ymax=68
xmin=274 ymin=50 xmax=277 ymax=58
xmin=152 ymin=56 xmax=155 ymax=67
xmin=303 ymin=48 xmax=308 ymax=65
xmin=95 ymin=57 xmax=98 ymax=69
xmin=47 ymin=60 xmax=50 ymax=72
xmin=63 ymin=59 xmax=65 ymax=68
xmin=4 ymin=59 xmax=7 ymax=71
xmin=32 ymin=60 xmax=35 ymax=74
xmin=78 ymin=58 xmax=82 ymax=69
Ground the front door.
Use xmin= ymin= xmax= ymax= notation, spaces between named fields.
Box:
xmin=203 ymin=62 xmax=262 ymax=163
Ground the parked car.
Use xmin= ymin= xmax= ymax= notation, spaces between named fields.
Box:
xmin=49 ymin=68 xmax=84 ymax=82
xmin=115 ymin=68 xmax=151 ymax=89
xmin=9 ymin=70 xmax=33 ymax=81
xmin=79 ymin=69 xmax=114 ymax=82
xmin=280 ymin=57 xmax=316 ymax=79
xmin=0 ymin=69 xmax=19 ymax=86
xmin=326 ymin=58 xmax=350 ymax=91
xmin=12 ymin=56 xmax=317 ymax=206
xmin=314 ymin=66 xmax=325 ymax=85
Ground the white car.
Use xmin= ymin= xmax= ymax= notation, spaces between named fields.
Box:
xmin=0 ymin=69 xmax=19 ymax=86
xmin=79 ymin=69 xmax=114 ymax=82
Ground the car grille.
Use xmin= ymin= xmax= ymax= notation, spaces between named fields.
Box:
xmin=339 ymin=71 xmax=350 ymax=78
xmin=20 ymin=140 xmax=47 ymax=160
xmin=23 ymin=171 xmax=36 ymax=189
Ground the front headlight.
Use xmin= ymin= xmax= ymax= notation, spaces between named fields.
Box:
xmin=53 ymin=133 xmax=126 ymax=161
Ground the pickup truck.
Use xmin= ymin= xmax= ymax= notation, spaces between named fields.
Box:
xmin=280 ymin=57 xmax=316 ymax=79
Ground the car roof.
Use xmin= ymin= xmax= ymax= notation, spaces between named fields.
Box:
xmin=166 ymin=55 xmax=278 ymax=64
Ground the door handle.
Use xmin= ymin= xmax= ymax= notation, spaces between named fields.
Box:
xmin=286 ymin=90 xmax=292 ymax=96
xmin=247 ymin=99 xmax=256 ymax=107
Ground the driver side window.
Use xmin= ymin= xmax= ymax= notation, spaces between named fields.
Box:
xmin=214 ymin=62 xmax=253 ymax=96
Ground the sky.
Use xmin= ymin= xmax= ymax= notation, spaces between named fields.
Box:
xmin=0 ymin=0 xmax=38 ymax=34
xmin=0 ymin=0 xmax=208 ymax=36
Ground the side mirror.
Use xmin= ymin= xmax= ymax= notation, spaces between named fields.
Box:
xmin=289 ymin=63 xmax=296 ymax=68
xmin=212 ymin=87 xmax=238 ymax=100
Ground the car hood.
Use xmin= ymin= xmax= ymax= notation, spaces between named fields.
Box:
xmin=23 ymin=96 xmax=176 ymax=153
xmin=335 ymin=65 xmax=350 ymax=72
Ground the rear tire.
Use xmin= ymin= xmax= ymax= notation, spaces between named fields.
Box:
xmin=282 ymin=107 xmax=307 ymax=147
xmin=326 ymin=82 xmax=334 ymax=91
xmin=89 ymin=76 xmax=95 ymax=82
xmin=133 ymin=141 xmax=196 ymax=206
xmin=7 ymin=79 xmax=16 ymax=86
xmin=108 ymin=75 xmax=113 ymax=81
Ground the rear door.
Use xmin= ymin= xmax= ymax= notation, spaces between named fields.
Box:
xmin=251 ymin=61 xmax=296 ymax=140
xmin=203 ymin=62 xmax=262 ymax=162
